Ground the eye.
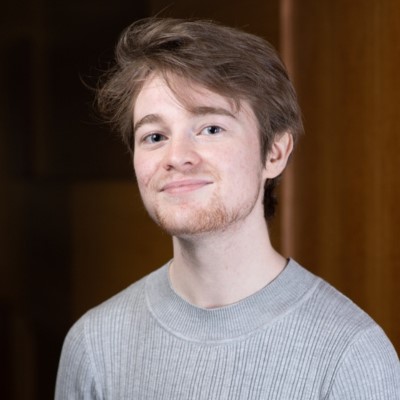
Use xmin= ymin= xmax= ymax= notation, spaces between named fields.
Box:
xmin=143 ymin=133 xmax=167 ymax=144
xmin=202 ymin=125 xmax=224 ymax=135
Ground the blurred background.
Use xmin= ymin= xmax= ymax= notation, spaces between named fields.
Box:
xmin=1 ymin=0 xmax=399 ymax=398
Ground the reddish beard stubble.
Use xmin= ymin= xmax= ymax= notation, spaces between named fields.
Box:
xmin=148 ymin=172 xmax=263 ymax=237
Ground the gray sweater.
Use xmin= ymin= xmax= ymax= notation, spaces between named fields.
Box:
xmin=55 ymin=259 xmax=400 ymax=399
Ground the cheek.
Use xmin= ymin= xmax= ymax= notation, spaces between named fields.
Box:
xmin=229 ymin=152 xmax=264 ymax=193
xmin=232 ymin=144 xmax=263 ymax=174
xmin=133 ymin=155 xmax=154 ymax=189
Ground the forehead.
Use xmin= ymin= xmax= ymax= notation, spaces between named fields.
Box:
xmin=133 ymin=73 xmax=243 ymax=121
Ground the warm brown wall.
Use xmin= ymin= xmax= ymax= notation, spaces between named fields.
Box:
xmin=281 ymin=0 xmax=400 ymax=351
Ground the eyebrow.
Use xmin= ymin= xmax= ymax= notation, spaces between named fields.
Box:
xmin=134 ymin=114 xmax=163 ymax=134
xmin=189 ymin=106 xmax=236 ymax=119
xmin=133 ymin=106 xmax=236 ymax=135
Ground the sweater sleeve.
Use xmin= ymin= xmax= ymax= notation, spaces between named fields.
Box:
xmin=327 ymin=324 xmax=400 ymax=399
xmin=55 ymin=317 xmax=101 ymax=400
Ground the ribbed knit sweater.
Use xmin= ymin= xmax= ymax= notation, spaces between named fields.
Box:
xmin=55 ymin=259 xmax=400 ymax=399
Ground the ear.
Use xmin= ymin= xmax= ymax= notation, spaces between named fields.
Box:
xmin=263 ymin=132 xmax=294 ymax=179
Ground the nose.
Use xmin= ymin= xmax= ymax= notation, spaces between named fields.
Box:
xmin=163 ymin=134 xmax=201 ymax=171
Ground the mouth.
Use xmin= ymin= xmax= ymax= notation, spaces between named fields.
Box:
xmin=160 ymin=179 xmax=213 ymax=194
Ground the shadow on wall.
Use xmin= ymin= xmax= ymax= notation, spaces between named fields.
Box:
xmin=1 ymin=0 xmax=149 ymax=398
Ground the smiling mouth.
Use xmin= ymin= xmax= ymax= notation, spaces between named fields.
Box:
xmin=161 ymin=179 xmax=213 ymax=194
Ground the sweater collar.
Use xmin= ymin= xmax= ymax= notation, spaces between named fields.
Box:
xmin=145 ymin=259 xmax=318 ymax=343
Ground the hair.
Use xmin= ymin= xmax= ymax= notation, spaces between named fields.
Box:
xmin=97 ymin=17 xmax=303 ymax=220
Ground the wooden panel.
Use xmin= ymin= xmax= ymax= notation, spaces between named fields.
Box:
xmin=282 ymin=0 xmax=400 ymax=351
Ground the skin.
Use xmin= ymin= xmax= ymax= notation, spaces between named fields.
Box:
xmin=133 ymin=74 xmax=293 ymax=308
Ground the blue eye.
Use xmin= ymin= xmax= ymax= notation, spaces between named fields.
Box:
xmin=144 ymin=133 xmax=166 ymax=144
xmin=203 ymin=126 xmax=223 ymax=135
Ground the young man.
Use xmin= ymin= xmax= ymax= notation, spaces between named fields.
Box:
xmin=56 ymin=18 xmax=399 ymax=399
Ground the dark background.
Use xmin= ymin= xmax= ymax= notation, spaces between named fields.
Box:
xmin=1 ymin=1 xmax=148 ymax=398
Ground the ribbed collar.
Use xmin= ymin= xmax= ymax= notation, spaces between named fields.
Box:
xmin=145 ymin=259 xmax=319 ymax=343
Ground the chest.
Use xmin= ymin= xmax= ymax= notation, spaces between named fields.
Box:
xmin=100 ymin=321 xmax=335 ymax=399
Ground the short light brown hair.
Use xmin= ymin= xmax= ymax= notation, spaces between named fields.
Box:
xmin=97 ymin=17 xmax=303 ymax=219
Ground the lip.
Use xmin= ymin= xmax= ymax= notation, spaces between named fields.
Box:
xmin=160 ymin=179 xmax=213 ymax=194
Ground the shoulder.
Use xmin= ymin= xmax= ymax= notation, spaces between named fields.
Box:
xmin=60 ymin=272 xmax=147 ymax=354
xmin=289 ymin=260 xmax=400 ymax=398
xmin=56 ymin=266 xmax=166 ymax=398
xmin=309 ymin=274 xmax=399 ymax=358
xmin=61 ymin=264 xmax=168 ymax=360
xmin=326 ymin=323 xmax=400 ymax=398
xmin=69 ymin=265 xmax=166 ymax=340
xmin=81 ymin=273 xmax=148 ymax=328
xmin=291 ymin=260 xmax=382 ymax=337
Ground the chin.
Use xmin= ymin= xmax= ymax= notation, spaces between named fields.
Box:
xmin=153 ymin=205 xmax=242 ymax=237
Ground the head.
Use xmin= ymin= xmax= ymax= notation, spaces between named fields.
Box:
xmin=97 ymin=17 xmax=303 ymax=220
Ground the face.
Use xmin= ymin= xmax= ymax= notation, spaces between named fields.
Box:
xmin=133 ymin=74 xmax=269 ymax=238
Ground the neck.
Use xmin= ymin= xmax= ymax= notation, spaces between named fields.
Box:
xmin=169 ymin=212 xmax=287 ymax=308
